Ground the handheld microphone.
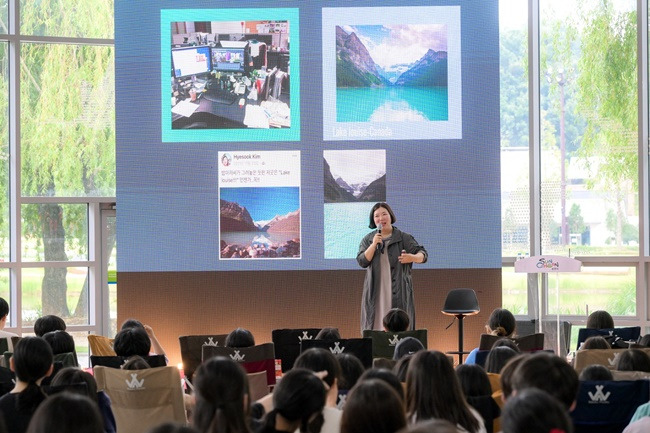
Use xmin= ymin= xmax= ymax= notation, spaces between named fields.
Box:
xmin=376 ymin=223 xmax=384 ymax=253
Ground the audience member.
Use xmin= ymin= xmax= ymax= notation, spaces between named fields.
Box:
xmin=193 ymin=356 xmax=251 ymax=433
xmin=501 ymin=388 xmax=573 ymax=433
xmin=121 ymin=355 xmax=151 ymax=370
xmin=489 ymin=338 xmax=520 ymax=353
xmin=42 ymin=330 xmax=75 ymax=355
xmin=258 ymin=368 xmax=326 ymax=433
xmin=358 ymin=369 xmax=404 ymax=403
xmin=406 ymin=350 xmax=486 ymax=433
xmin=456 ymin=364 xmax=500 ymax=433
xmin=120 ymin=319 xmax=166 ymax=356
xmin=393 ymin=337 xmax=424 ymax=361
xmin=484 ymin=347 xmax=518 ymax=374
xmin=0 ymin=337 xmax=53 ymax=433
xmin=0 ymin=297 xmax=18 ymax=351
xmin=638 ymin=334 xmax=650 ymax=347
xmin=578 ymin=364 xmax=613 ymax=381
xmin=586 ymin=310 xmax=614 ymax=329
xmin=498 ymin=354 xmax=527 ymax=402
xmin=466 ymin=309 xmax=516 ymax=364
xmin=393 ymin=355 xmax=412 ymax=382
xmin=510 ymin=352 xmax=578 ymax=410
xmin=315 ymin=328 xmax=341 ymax=341
xmin=26 ymin=393 xmax=104 ymax=433
xmin=341 ymin=379 xmax=405 ymax=433
xmin=33 ymin=315 xmax=66 ymax=337
xmin=113 ymin=326 xmax=151 ymax=357
xmin=336 ymin=353 xmax=364 ymax=392
xmin=383 ymin=309 xmax=410 ymax=333
xmin=50 ymin=367 xmax=116 ymax=433
xmin=225 ymin=328 xmax=255 ymax=348
xmin=396 ymin=419 xmax=457 ymax=433
xmin=580 ymin=335 xmax=611 ymax=350
xmin=624 ymin=417 xmax=650 ymax=433
xmin=615 ymin=348 xmax=650 ymax=372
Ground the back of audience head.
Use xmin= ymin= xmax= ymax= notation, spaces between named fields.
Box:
xmin=50 ymin=367 xmax=97 ymax=402
xmin=383 ymin=308 xmax=410 ymax=333
xmin=0 ymin=297 xmax=8 ymax=322
xmin=490 ymin=337 xmax=520 ymax=352
xmin=578 ymin=364 xmax=613 ymax=381
xmin=615 ymin=348 xmax=650 ymax=372
xmin=146 ymin=423 xmax=200 ymax=433
xmin=580 ymin=335 xmax=611 ymax=350
xmin=225 ymin=328 xmax=255 ymax=348
xmin=294 ymin=347 xmax=341 ymax=389
xmin=11 ymin=336 xmax=53 ymax=409
xmin=586 ymin=310 xmax=614 ymax=329
xmin=193 ymin=356 xmax=251 ymax=433
xmin=266 ymin=368 xmax=326 ymax=433
xmin=113 ymin=326 xmax=151 ymax=357
xmin=501 ymin=388 xmax=573 ymax=433
xmin=511 ymin=352 xmax=578 ymax=410
xmin=393 ymin=354 xmax=412 ymax=382
xmin=359 ymin=368 xmax=404 ymax=403
xmin=455 ymin=364 xmax=492 ymax=398
xmin=120 ymin=318 xmax=145 ymax=330
xmin=336 ymin=353 xmax=364 ymax=391
xmin=639 ymin=333 xmax=650 ymax=347
xmin=42 ymin=330 xmax=75 ymax=355
xmin=487 ymin=308 xmax=516 ymax=337
xmin=397 ymin=419 xmax=457 ymax=433
xmin=121 ymin=355 xmax=151 ymax=370
xmin=499 ymin=354 xmax=528 ymax=401
xmin=341 ymin=379 xmax=406 ymax=433
xmin=393 ymin=337 xmax=424 ymax=361
xmin=26 ymin=392 xmax=103 ymax=433
xmin=315 ymin=327 xmax=340 ymax=341
xmin=485 ymin=346 xmax=519 ymax=374
xmin=406 ymin=350 xmax=480 ymax=433
xmin=33 ymin=315 xmax=66 ymax=337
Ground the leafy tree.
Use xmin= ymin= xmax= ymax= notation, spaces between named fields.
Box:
xmin=568 ymin=203 xmax=585 ymax=235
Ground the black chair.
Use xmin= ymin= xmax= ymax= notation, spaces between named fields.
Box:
xmin=362 ymin=329 xmax=428 ymax=359
xmin=442 ymin=288 xmax=480 ymax=364
xmin=272 ymin=328 xmax=322 ymax=372
xmin=576 ymin=327 xmax=641 ymax=350
xmin=178 ymin=334 xmax=228 ymax=380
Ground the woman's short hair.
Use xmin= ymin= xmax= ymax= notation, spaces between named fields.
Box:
xmin=113 ymin=327 xmax=151 ymax=357
xmin=368 ymin=202 xmax=396 ymax=229
xmin=502 ymin=388 xmax=573 ymax=433
xmin=586 ymin=310 xmax=614 ymax=329
xmin=121 ymin=355 xmax=151 ymax=370
xmin=485 ymin=346 xmax=519 ymax=374
xmin=383 ymin=308 xmax=410 ymax=332
xmin=511 ymin=352 xmax=579 ymax=409
xmin=487 ymin=308 xmax=516 ymax=337
xmin=315 ymin=327 xmax=341 ymax=341
xmin=120 ymin=318 xmax=145 ymax=330
xmin=42 ymin=330 xmax=75 ymax=355
xmin=336 ymin=353 xmax=365 ymax=390
xmin=581 ymin=336 xmax=611 ymax=350
xmin=33 ymin=315 xmax=66 ymax=337
xmin=341 ymin=379 xmax=406 ymax=433
xmin=26 ymin=393 xmax=103 ymax=433
xmin=225 ymin=328 xmax=255 ymax=348
xmin=615 ymin=348 xmax=650 ymax=372
xmin=579 ymin=364 xmax=614 ymax=381
xmin=294 ymin=348 xmax=341 ymax=388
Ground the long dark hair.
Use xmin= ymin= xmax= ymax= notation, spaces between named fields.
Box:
xmin=12 ymin=337 xmax=53 ymax=412
xmin=263 ymin=368 xmax=325 ymax=433
xmin=341 ymin=379 xmax=406 ymax=433
xmin=26 ymin=393 xmax=103 ymax=433
xmin=406 ymin=351 xmax=480 ymax=433
xmin=193 ymin=356 xmax=251 ymax=433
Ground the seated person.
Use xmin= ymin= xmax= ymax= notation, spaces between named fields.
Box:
xmin=580 ymin=335 xmax=611 ymax=350
xmin=616 ymin=348 xmax=650 ymax=372
xmin=315 ymin=327 xmax=340 ymax=341
xmin=42 ymin=330 xmax=75 ymax=355
xmin=466 ymin=308 xmax=516 ymax=364
xmin=0 ymin=297 xmax=18 ymax=351
xmin=121 ymin=355 xmax=151 ymax=370
xmin=587 ymin=310 xmax=615 ymax=329
xmin=393 ymin=337 xmax=424 ymax=361
xmin=34 ymin=314 xmax=66 ymax=337
xmin=456 ymin=364 xmax=500 ymax=433
xmin=485 ymin=346 xmax=519 ymax=374
xmin=383 ymin=308 xmax=410 ymax=333
xmin=120 ymin=319 xmax=166 ymax=356
xmin=579 ymin=364 xmax=613 ymax=381
xmin=225 ymin=328 xmax=255 ymax=348
xmin=113 ymin=326 xmax=151 ymax=358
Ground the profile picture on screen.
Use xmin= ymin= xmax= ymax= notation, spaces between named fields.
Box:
xmin=324 ymin=149 xmax=386 ymax=259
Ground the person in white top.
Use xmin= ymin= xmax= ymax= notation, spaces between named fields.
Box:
xmin=0 ymin=297 xmax=18 ymax=351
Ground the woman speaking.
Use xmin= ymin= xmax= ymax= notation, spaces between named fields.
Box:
xmin=357 ymin=202 xmax=427 ymax=331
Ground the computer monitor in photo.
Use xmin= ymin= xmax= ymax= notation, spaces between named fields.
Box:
xmin=171 ymin=45 xmax=212 ymax=79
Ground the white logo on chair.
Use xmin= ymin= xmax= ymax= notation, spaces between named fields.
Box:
xmin=203 ymin=337 xmax=219 ymax=347
xmin=336 ymin=394 xmax=347 ymax=410
xmin=298 ymin=331 xmax=313 ymax=342
xmin=588 ymin=385 xmax=611 ymax=403
xmin=230 ymin=350 xmax=246 ymax=361
xmin=329 ymin=342 xmax=345 ymax=355
xmin=388 ymin=335 xmax=402 ymax=346
xmin=607 ymin=353 xmax=621 ymax=367
xmin=125 ymin=373 xmax=144 ymax=390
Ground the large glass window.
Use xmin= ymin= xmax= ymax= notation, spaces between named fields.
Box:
xmin=19 ymin=0 xmax=114 ymax=39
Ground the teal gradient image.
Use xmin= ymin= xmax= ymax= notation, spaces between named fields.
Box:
xmin=161 ymin=8 xmax=300 ymax=143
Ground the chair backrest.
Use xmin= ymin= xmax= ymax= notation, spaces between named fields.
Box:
xmin=573 ymin=348 xmax=650 ymax=373
xmin=202 ymin=342 xmax=276 ymax=386
xmin=178 ymin=334 xmax=228 ymax=380
xmin=442 ymin=288 xmax=480 ymax=315
xmin=362 ymin=329 xmax=428 ymax=359
xmin=53 ymin=352 xmax=79 ymax=368
xmin=571 ymin=380 xmax=650 ymax=433
xmin=0 ymin=365 xmax=14 ymax=398
xmin=94 ymin=365 xmax=186 ymax=433
xmin=247 ymin=370 xmax=270 ymax=401
xmin=516 ymin=319 xmax=572 ymax=358
xmin=0 ymin=338 xmax=7 ymax=355
xmin=300 ymin=338 xmax=373 ymax=369
xmin=576 ymin=327 xmax=641 ymax=350
xmin=90 ymin=355 xmax=167 ymax=369
xmin=88 ymin=335 xmax=116 ymax=356
xmin=272 ymin=328 xmax=322 ymax=372
xmin=478 ymin=333 xmax=545 ymax=352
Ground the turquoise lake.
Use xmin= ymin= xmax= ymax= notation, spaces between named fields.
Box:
xmin=336 ymin=86 xmax=448 ymax=123
xmin=324 ymin=202 xmax=375 ymax=259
